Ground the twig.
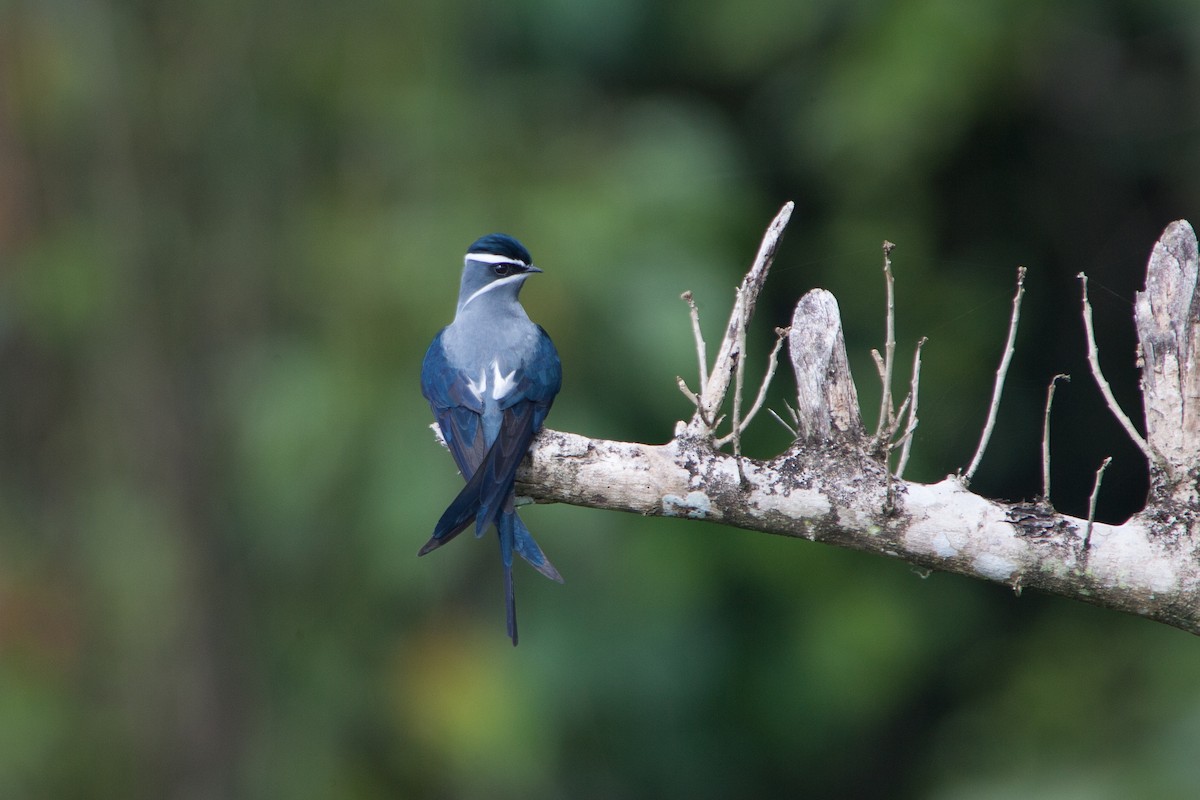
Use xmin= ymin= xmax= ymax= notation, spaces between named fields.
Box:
xmin=1041 ymin=374 xmax=1070 ymax=503
xmin=770 ymin=398 xmax=802 ymax=438
xmin=871 ymin=349 xmax=886 ymax=387
xmin=676 ymin=375 xmax=699 ymax=405
xmin=676 ymin=376 xmax=710 ymax=428
xmin=696 ymin=202 xmax=793 ymax=430
xmin=731 ymin=339 xmax=745 ymax=458
xmin=892 ymin=393 xmax=912 ymax=436
xmin=885 ymin=393 xmax=912 ymax=511
xmin=681 ymin=291 xmax=709 ymax=390
xmin=743 ymin=327 xmax=788 ymax=432
xmin=890 ymin=427 xmax=915 ymax=452
xmin=1077 ymin=273 xmax=1157 ymax=466
xmin=894 ymin=337 xmax=928 ymax=479
xmin=1083 ymin=456 xmax=1113 ymax=551
xmin=768 ymin=408 xmax=797 ymax=438
xmin=963 ymin=266 xmax=1027 ymax=486
xmin=875 ymin=241 xmax=897 ymax=439
xmin=729 ymin=311 xmax=752 ymax=483
xmin=782 ymin=398 xmax=800 ymax=429
xmin=717 ymin=327 xmax=789 ymax=447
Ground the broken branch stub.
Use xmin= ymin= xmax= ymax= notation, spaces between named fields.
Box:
xmin=789 ymin=289 xmax=865 ymax=443
xmin=690 ymin=202 xmax=793 ymax=435
xmin=1134 ymin=220 xmax=1200 ymax=504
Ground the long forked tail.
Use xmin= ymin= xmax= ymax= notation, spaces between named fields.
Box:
xmin=499 ymin=513 xmax=517 ymax=646
xmin=419 ymin=404 xmax=538 ymax=557
xmin=497 ymin=510 xmax=562 ymax=645
xmin=509 ymin=511 xmax=563 ymax=583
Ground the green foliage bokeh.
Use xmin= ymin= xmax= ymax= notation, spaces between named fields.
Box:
xmin=2 ymin=1 xmax=1199 ymax=797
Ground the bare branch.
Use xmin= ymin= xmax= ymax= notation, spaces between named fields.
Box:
xmin=1041 ymin=374 xmax=1070 ymax=503
xmin=681 ymin=291 xmax=709 ymax=390
xmin=717 ymin=326 xmax=789 ymax=447
xmin=518 ymin=428 xmax=1200 ymax=636
xmin=677 ymin=375 xmax=701 ymax=409
xmin=870 ymin=349 xmax=886 ymax=383
xmin=963 ymin=266 xmax=1027 ymax=485
xmin=692 ymin=202 xmax=793 ymax=433
xmin=1078 ymin=272 xmax=1157 ymax=467
xmin=743 ymin=327 xmax=788 ymax=432
xmin=884 ymin=390 xmax=912 ymax=513
xmin=875 ymin=241 xmax=898 ymax=439
xmin=771 ymin=398 xmax=803 ymax=439
xmin=1083 ymin=456 xmax=1113 ymax=551
xmin=893 ymin=336 xmax=928 ymax=480
xmin=767 ymin=407 xmax=798 ymax=438
xmin=729 ymin=309 xmax=748 ymax=458
xmin=891 ymin=393 xmax=912 ymax=438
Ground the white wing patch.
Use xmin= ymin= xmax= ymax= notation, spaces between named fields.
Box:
xmin=463 ymin=361 xmax=518 ymax=402
xmin=466 ymin=368 xmax=487 ymax=402
xmin=491 ymin=361 xmax=517 ymax=401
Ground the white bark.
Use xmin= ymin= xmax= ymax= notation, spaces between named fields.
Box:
xmin=509 ymin=212 xmax=1200 ymax=636
xmin=789 ymin=290 xmax=863 ymax=442
xmin=519 ymin=432 xmax=1198 ymax=633
xmin=1135 ymin=220 xmax=1200 ymax=505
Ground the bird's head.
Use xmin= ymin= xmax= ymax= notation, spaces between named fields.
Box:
xmin=456 ymin=233 xmax=543 ymax=314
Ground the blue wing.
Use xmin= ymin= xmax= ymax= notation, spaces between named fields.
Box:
xmin=419 ymin=327 xmax=562 ymax=559
xmin=421 ymin=330 xmax=487 ymax=481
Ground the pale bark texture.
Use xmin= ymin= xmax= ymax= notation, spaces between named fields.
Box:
xmin=509 ymin=211 xmax=1200 ymax=636
xmin=1135 ymin=220 xmax=1200 ymax=505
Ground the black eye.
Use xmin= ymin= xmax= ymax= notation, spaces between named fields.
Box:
xmin=493 ymin=263 xmax=513 ymax=277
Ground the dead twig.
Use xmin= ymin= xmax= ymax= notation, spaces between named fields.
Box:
xmin=893 ymin=336 xmax=928 ymax=480
xmin=1078 ymin=272 xmax=1158 ymax=467
xmin=717 ymin=327 xmax=789 ymax=447
xmin=874 ymin=241 xmax=897 ymax=440
xmin=963 ymin=266 xmax=1027 ymax=486
xmin=1084 ymin=456 xmax=1113 ymax=551
xmin=682 ymin=291 xmax=709 ymax=390
xmin=697 ymin=203 xmax=793 ymax=429
xmin=1041 ymin=374 xmax=1070 ymax=504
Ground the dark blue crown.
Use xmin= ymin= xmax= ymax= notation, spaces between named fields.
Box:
xmin=467 ymin=233 xmax=532 ymax=265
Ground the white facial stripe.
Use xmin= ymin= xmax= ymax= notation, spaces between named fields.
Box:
xmin=458 ymin=272 xmax=528 ymax=311
xmin=491 ymin=361 xmax=517 ymax=401
xmin=465 ymin=252 xmax=528 ymax=266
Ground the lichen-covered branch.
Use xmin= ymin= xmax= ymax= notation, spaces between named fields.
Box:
xmin=516 ymin=427 xmax=1200 ymax=635
xmin=502 ymin=215 xmax=1200 ymax=637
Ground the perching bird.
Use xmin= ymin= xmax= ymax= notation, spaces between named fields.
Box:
xmin=419 ymin=233 xmax=563 ymax=645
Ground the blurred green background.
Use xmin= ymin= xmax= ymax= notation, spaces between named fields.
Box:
xmin=3 ymin=0 xmax=1200 ymax=797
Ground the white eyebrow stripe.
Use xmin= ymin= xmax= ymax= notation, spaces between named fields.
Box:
xmin=465 ymin=252 xmax=529 ymax=266
xmin=458 ymin=272 xmax=528 ymax=311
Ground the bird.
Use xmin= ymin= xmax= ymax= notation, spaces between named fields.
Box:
xmin=419 ymin=233 xmax=563 ymax=645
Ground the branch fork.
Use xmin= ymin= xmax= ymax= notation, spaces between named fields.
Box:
xmin=676 ymin=202 xmax=793 ymax=453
